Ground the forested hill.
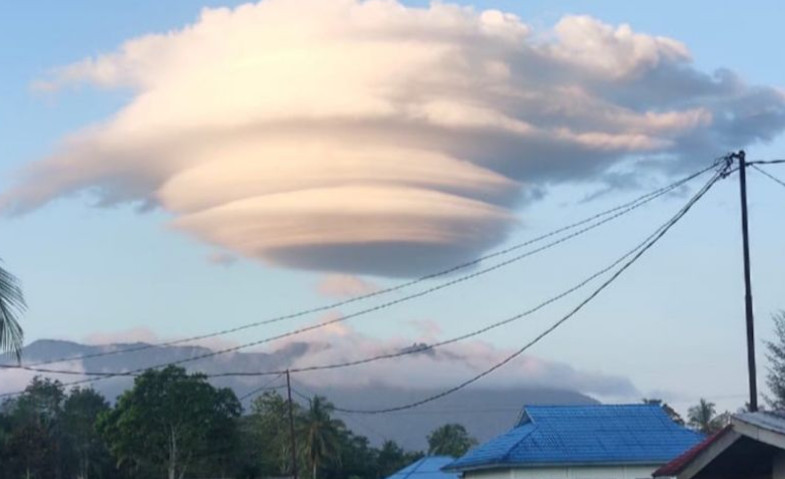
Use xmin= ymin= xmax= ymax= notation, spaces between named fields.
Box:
xmin=11 ymin=339 xmax=598 ymax=450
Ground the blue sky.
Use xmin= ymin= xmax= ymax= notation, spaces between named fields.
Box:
xmin=1 ymin=0 xmax=783 ymax=412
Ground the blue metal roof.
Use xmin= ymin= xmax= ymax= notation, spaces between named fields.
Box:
xmin=386 ymin=456 xmax=459 ymax=479
xmin=445 ymin=404 xmax=704 ymax=471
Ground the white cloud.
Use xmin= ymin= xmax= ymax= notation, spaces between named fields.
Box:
xmin=271 ymin=317 xmax=638 ymax=397
xmin=3 ymin=0 xmax=784 ymax=276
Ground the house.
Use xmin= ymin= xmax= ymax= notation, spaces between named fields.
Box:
xmin=386 ymin=456 xmax=459 ymax=479
xmin=444 ymin=404 xmax=703 ymax=479
xmin=653 ymin=411 xmax=785 ymax=479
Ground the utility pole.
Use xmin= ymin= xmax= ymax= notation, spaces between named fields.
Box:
xmin=734 ymin=150 xmax=758 ymax=412
xmin=286 ymin=370 xmax=299 ymax=479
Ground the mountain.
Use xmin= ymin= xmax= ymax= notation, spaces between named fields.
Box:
xmin=8 ymin=339 xmax=599 ymax=450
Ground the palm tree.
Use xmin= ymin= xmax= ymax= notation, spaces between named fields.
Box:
xmin=427 ymin=423 xmax=478 ymax=457
xmin=687 ymin=398 xmax=728 ymax=434
xmin=0 ymin=263 xmax=25 ymax=360
xmin=299 ymin=396 xmax=344 ymax=479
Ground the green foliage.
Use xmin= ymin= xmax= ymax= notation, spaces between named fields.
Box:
xmin=250 ymin=390 xmax=302 ymax=476
xmin=687 ymin=398 xmax=729 ymax=434
xmin=63 ymin=387 xmax=112 ymax=479
xmin=376 ymin=440 xmax=423 ymax=478
xmin=97 ymin=365 xmax=241 ymax=479
xmin=426 ymin=423 xmax=477 ymax=457
xmin=2 ymin=377 xmax=67 ymax=478
xmin=299 ymin=395 xmax=346 ymax=479
xmin=0 ymin=263 xmax=25 ymax=360
xmin=766 ymin=311 xmax=785 ymax=410
xmin=0 ymin=374 xmax=427 ymax=479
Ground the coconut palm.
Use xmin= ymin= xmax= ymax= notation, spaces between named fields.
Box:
xmin=299 ymin=396 xmax=344 ymax=479
xmin=687 ymin=398 xmax=728 ymax=434
xmin=0 ymin=263 xmax=25 ymax=360
xmin=427 ymin=423 xmax=478 ymax=457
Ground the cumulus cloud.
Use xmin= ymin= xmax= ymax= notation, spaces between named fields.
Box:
xmin=270 ymin=317 xmax=637 ymax=397
xmin=3 ymin=0 xmax=784 ymax=276
xmin=2 ymin=319 xmax=635 ymax=398
xmin=317 ymin=274 xmax=380 ymax=298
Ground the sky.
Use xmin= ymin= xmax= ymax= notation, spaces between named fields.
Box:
xmin=0 ymin=0 xmax=783 ymax=414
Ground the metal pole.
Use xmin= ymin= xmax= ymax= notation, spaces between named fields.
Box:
xmin=736 ymin=150 xmax=758 ymax=412
xmin=286 ymin=370 xmax=299 ymax=479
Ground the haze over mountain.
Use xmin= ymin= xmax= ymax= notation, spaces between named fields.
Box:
xmin=5 ymin=339 xmax=599 ymax=450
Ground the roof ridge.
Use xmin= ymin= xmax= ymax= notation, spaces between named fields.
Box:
xmin=523 ymin=403 xmax=660 ymax=408
xmin=500 ymin=409 xmax=538 ymax=464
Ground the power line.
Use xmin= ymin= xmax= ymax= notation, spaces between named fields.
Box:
xmin=0 ymin=162 xmax=722 ymax=398
xmin=238 ymin=372 xmax=285 ymax=401
xmin=330 ymin=166 xmax=727 ymax=414
xmin=0 ymin=167 xmax=713 ymax=382
xmin=18 ymin=163 xmax=717 ymax=368
xmin=752 ymin=164 xmax=785 ymax=189
xmin=749 ymin=159 xmax=785 ymax=166
xmin=207 ymin=206 xmax=687 ymax=378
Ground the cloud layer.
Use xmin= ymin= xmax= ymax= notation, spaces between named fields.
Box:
xmin=4 ymin=0 xmax=785 ymax=276
xmin=4 ymin=319 xmax=637 ymax=399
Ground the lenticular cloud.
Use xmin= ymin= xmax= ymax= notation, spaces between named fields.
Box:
xmin=3 ymin=0 xmax=784 ymax=276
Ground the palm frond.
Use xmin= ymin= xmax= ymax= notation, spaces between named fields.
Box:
xmin=0 ymin=262 xmax=26 ymax=361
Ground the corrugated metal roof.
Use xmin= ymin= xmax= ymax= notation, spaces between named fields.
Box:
xmin=652 ymin=425 xmax=733 ymax=477
xmin=734 ymin=411 xmax=785 ymax=434
xmin=385 ymin=456 xmax=459 ymax=479
xmin=446 ymin=404 xmax=703 ymax=471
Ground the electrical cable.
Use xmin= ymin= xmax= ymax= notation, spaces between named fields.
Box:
xmin=329 ymin=166 xmax=727 ymax=414
xmin=0 ymin=161 xmax=723 ymax=398
xmin=749 ymin=159 xmax=785 ymax=166
xmin=752 ymin=164 xmax=785 ymax=189
xmin=238 ymin=372 xmax=285 ymax=401
xmin=17 ymin=163 xmax=717 ymax=368
xmin=0 ymin=169 xmax=708 ymax=381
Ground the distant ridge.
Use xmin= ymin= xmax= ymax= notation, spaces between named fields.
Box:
xmin=7 ymin=339 xmax=599 ymax=450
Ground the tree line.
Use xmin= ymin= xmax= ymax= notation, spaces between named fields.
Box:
xmin=0 ymin=366 xmax=477 ymax=479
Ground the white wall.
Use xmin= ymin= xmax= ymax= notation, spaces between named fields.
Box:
xmin=464 ymin=464 xmax=660 ymax=479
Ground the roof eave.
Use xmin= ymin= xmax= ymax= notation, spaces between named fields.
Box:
xmin=446 ymin=460 xmax=668 ymax=473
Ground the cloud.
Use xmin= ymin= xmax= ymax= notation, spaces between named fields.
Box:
xmin=83 ymin=327 xmax=160 ymax=345
xmin=317 ymin=274 xmax=380 ymax=298
xmin=270 ymin=317 xmax=638 ymax=397
xmin=3 ymin=319 xmax=635 ymax=399
xmin=0 ymin=360 xmax=87 ymax=395
xmin=3 ymin=0 xmax=784 ymax=277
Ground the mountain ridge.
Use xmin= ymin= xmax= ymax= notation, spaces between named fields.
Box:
xmin=7 ymin=339 xmax=600 ymax=450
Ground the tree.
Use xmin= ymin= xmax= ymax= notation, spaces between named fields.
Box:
xmin=427 ymin=424 xmax=477 ymax=457
xmin=687 ymin=399 xmax=729 ymax=434
xmin=63 ymin=387 xmax=111 ymax=479
xmin=98 ymin=366 xmax=241 ymax=479
xmin=299 ymin=396 xmax=345 ymax=479
xmin=376 ymin=440 xmax=423 ymax=478
xmin=0 ymin=263 xmax=25 ymax=359
xmin=642 ymin=398 xmax=685 ymax=425
xmin=2 ymin=377 xmax=67 ymax=478
xmin=766 ymin=311 xmax=785 ymax=410
xmin=250 ymin=390 xmax=303 ymax=476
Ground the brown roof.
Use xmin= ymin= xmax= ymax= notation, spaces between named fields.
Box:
xmin=652 ymin=426 xmax=732 ymax=477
